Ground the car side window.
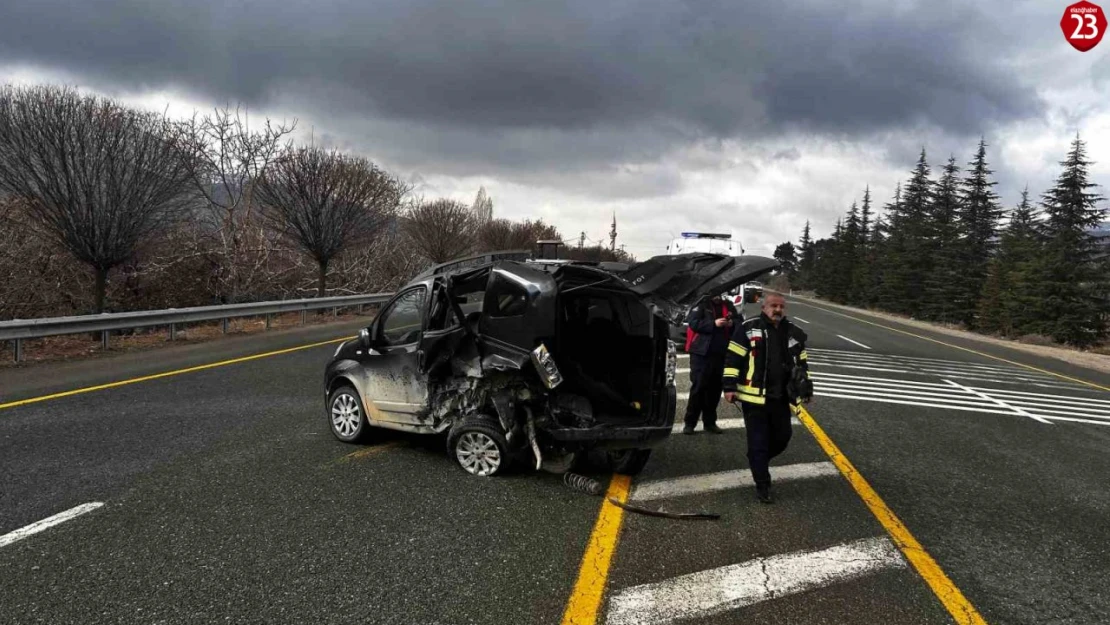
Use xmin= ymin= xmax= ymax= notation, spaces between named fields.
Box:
xmin=486 ymin=273 xmax=528 ymax=317
xmin=380 ymin=287 xmax=427 ymax=346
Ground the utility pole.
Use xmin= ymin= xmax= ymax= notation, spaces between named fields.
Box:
xmin=609 ymin=213 xmax=617 ymax=252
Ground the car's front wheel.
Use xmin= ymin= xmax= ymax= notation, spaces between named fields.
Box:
xmin=447 ymin=417 xmax=511 ymax=477
xmin=328 ymin=386 xmax=370 ymax=443
xmin=608 ymin=449 xmax=652 ymax=475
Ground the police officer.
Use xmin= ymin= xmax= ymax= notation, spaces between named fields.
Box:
xmin=683 ymin=293 xmax=739 ymax=434
xmin=723 ymin=292 xmax=813 ymax=503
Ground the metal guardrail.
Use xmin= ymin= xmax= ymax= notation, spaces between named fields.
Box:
xmin=0 ymin=293 xmax=394 ymax=362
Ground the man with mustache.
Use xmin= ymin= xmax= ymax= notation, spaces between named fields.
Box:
xmin=723 ymin=292 xmax=813 ymax=504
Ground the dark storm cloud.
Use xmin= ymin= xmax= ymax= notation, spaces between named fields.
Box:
xmin=0 ymin=0 xmax=1044 ymax=144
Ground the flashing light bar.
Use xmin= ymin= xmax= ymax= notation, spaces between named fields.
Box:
xmin=680 ymin=232 xmax=732 ymax=239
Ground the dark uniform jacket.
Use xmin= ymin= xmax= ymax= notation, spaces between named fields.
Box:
xmin=722 ymin=313 xmax=812 ymax=411
xmin=685 ymin=298 xmax=740 ymax=357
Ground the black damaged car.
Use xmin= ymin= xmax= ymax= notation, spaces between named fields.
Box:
xmin=324 ymin=250 xmax=778 ymax=476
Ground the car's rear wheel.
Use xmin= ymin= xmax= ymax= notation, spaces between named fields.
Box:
xmin=329 ymin=386 xmax=370 ymax=443
xmin=448 ymin=418 xmax=510 ymax=477
xmin=608 ymin=449 xmax=652 ymax=475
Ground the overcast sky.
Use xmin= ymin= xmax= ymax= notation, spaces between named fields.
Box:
xmin=1 ymin=0 xmax=1107 ymax=257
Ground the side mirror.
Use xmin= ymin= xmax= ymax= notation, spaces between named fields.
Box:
xmin=358 ymin=328 xmax=372 ymax=349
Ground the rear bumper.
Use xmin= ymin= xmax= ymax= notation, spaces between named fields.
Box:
xmin=546 ymin=425 xmax=673 ymax=449
xmin=545 ymin=384 xmax=676 ymax=450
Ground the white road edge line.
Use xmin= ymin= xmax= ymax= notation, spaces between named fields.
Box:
xmin=630 ymin=462 xmax=838 ymax=502
xmin=943 ymin=379 xmax=1052 ymax=425
xmin=605 ymin=536 xmax=906 ymax=625
xmin=792 ymin=316 xmax=810 ymax=324
xmin=836 ymin=334 xmax=872 ymax=350
xmin=0 ymin=502 xmax=104 ymax=549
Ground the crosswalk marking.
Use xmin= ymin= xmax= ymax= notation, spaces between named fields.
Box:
xmin=943 ymin=379 xmax=1051 ymax=425
xmin=808 ymin=348 xmax=1087 ymax=390
xmin=837 ymin=334 xmax=872 ymax=350
xmin=808 ymin=371 xmax=1110 ymax=426
xmin=630 ymin=462 xmax=838 ymax=502
xmin=605 ymin=537 xmax=905 ymax=625
xmin=675 ymin=370 xmax=1109 ymax=426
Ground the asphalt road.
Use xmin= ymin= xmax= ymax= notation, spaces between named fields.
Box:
xmin=2 ymin=298 xmax=1109 ymax=624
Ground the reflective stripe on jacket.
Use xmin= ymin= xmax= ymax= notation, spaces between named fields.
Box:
xmin=722 ymin=314 xmax=810 ymax=410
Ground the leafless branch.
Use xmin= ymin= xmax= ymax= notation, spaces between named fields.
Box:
xmin=255 ymin=146 xmax=407 ymax=296
xmin=0 ymin=85 xmax=195 ymax=313
xmin=402 ymin=198 xmax=480 ymax=265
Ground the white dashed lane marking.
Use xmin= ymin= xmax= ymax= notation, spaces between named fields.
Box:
xmin=0 ymin=502 xmax=104 ymax=549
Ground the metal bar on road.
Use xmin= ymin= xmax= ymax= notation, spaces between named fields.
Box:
xmin=13 ymin=338 xmax=21 ymax=363
xmin=169 ymin=323 xmax=176 ymax=341
xmin=101 ymin=330 xmax=109 ymax=350
xmin=221 ymin=318 xmax=228 ymax=334
xmin=265 ymin=314 xmax=272 ymax=330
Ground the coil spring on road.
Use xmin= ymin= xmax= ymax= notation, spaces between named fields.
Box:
xmin=563 ymin=472 xmax=604 ymax=496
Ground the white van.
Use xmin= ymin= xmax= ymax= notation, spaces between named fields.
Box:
xmin=666 ymin=233 xmax=744 ymax=256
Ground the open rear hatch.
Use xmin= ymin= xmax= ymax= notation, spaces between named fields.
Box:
xmin=614 ymin=253 xmax=780 ymax=323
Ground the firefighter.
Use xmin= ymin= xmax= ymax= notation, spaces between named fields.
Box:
xmin=683 ymin=293 xmax=739 ymax=434
xmin=723 ymin=292 xmax=813 ymax=503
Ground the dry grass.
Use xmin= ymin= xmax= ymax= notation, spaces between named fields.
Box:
xmin=0 ymin=309 xmax=373 ymax=368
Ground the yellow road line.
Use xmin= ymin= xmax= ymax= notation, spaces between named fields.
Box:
xmin=0 ymin=337 xmax=353 ymax=411
xmin=561 ymin=474 xmax=633 ymax=625
xmin=793 ymin=300 xmax=1110 ymax=393
xmin=797 ymin=406 xmax=988 ymax=625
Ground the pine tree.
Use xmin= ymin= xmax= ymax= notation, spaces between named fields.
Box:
xmin=853 ymin=187 xmax=875 ymax=306
xmin=1034 ymin=135 xmax=1108 ymax=346
xmin=876 ymin=184 xmax=905 ymax=312
xmin=841 ymin=201 xmax=862 ymax=303
xmin=773 ymin=241 xmax=798 ymax=279
xmin=923 ymin=156 xmax=966 ymax=324
xmin=880 ymin=152 xmax=934 ymax=316
xmin=859 ymin=186 xmax=873 ymax=242
xmin=980 ymin=188 xmax=1043 ymax=336
xmin=797 ymin=221 xmax=816 ymax=290
xmin=959 ymin=138 xmax=1003 ymax=327
xmin=816 ymin=220 xmax=848 ymax=301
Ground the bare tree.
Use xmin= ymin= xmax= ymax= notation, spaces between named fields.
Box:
xmin=471 ymin=186 xmax=493 ymax=223
xmin=0 ymin=85 xmax=195 ymax=313
xmin=477 ymin=218 xmax=561 ymax=252
xmin=256 ymin=146 xmax=406 ymax=296
xmin=176 ymin=104 xmax=296 ymax=302
xmin=402 ymin=198 xmax=480 ymax=264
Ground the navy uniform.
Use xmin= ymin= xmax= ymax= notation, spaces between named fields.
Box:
xmin=722 ymin=311 xmax=812 ymax=502
xmin=683 ymin=295 xmax=739 ymax=434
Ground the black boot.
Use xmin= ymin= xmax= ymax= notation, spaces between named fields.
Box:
xmin=704 ymin=423 xmax=724 ymax=434
xmin=756 ymin=484 xmax=774 ymax=504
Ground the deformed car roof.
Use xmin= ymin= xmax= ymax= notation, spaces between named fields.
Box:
xmin=408 ymin=250 xmax=780 ymax=324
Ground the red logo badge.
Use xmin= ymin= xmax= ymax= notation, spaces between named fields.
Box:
xmin=1061 ymin=1 xmax=1106 ymax=52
